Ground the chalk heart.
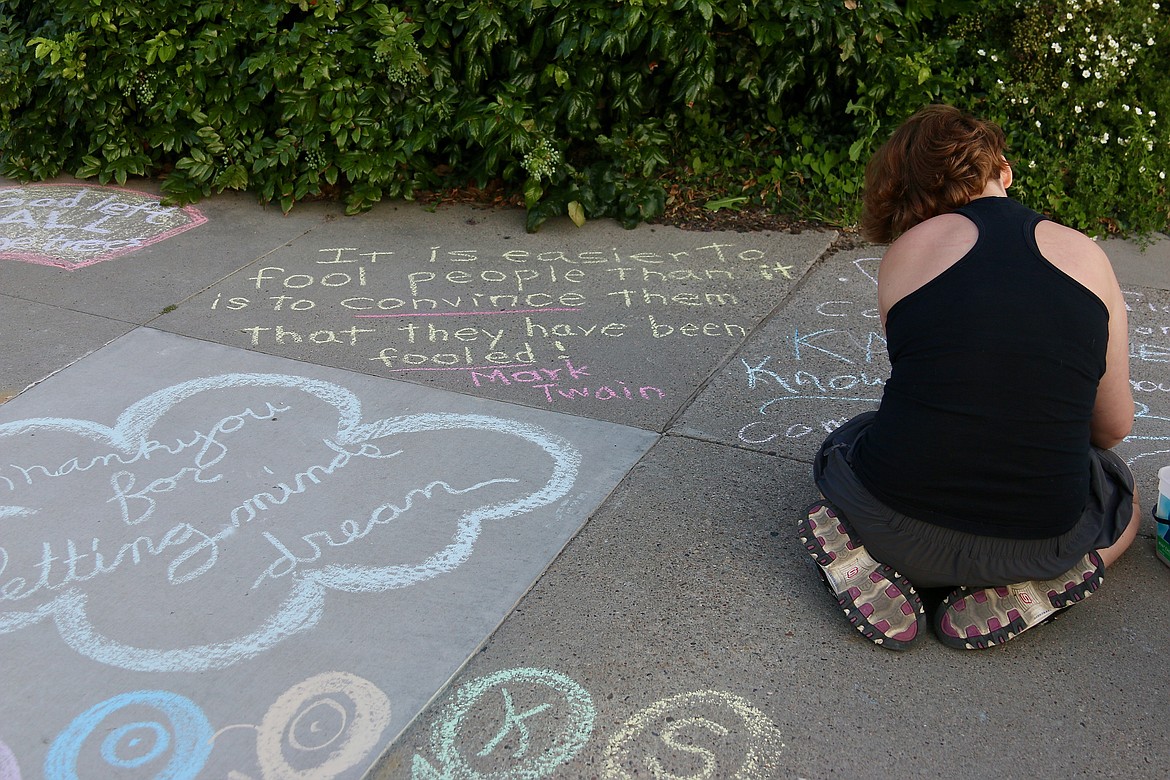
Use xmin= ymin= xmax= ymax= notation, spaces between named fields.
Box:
xmin=0 ymin=373 xmax=580 ymax=672
xmin=0 ymin=184 xmax=207 ymax=269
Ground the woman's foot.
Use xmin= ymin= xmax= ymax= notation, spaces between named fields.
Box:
xmin=798 ymin=502 xmax=926 ymax=650
xmin=934 ymin=551 xmax=1104 ymax=650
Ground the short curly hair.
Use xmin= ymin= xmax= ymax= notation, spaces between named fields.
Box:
xmin=860 ymin=104 xmax=1009 ymax=244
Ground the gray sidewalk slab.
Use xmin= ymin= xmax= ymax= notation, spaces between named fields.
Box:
xmin=0 ymin=293 xmax=134 ymax=401
xmin=0 ymin=327 xmax=655 ymax=779
xmin=1102 ymin=232 xmax=1170 ymax=291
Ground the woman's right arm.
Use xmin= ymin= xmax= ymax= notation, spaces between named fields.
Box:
xmin=1035 ymin=221 xmax=1133 ymax=449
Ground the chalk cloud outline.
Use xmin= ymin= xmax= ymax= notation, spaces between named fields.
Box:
xmin=0 ymin=373 xmax=580 ymax=672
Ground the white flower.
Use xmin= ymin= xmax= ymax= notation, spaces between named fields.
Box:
xmin=1160 ymin=171 xmax=1166 ymax=180
xmin=1083 ymin=69 xmax=1092 ymax=77
xmin=977 ymin=49 xmax=986 ymax=56
xmin=1101 ymin=132 xmax=1110 ymax=143
xmin=990 ymin=54 xmax=998 ymax=61
xmin=1097 ymin=101 xmax=1106 ymax=108
xmin=1135 ymin=107 xmax=1143 ymax=115
xmin=1062 ymin=81 xmax=1070 ymax=89
xmin=1075 ymin=105 xmax=1083 ymax=113
xmin=1123 ymin=104 xmax=1131 ymax=111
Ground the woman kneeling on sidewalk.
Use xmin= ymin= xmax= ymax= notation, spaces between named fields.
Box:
xmin=800 ymin=104 xmax=1141 ymax=650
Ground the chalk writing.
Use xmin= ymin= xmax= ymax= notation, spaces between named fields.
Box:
xmin=412 ymin=668 xmax=786 ymax=779
xmin=467 ymin=359 xmax=666 ymax=405
xmin=602 ymin=691 xmax=785 ymax=780
xmin=207 ymin=238 xmax=804 ymax=405
xmin=0 ymin=373 xmax=580 ymax=672
xmin=0 ymin=739 xmax=20 ymax=780
xmin=0 ymin=184 xmax=206 ymax=269
xmin=253 ymin=477 xmax=519 ymax=588
xmin=412 ymin=668 xmax=594 ymax=779
xmin=44 ymin=690 xmax=214 ymax=779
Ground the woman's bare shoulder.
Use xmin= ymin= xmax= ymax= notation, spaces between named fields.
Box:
xmin=883 ymin=213 xmax=978 ymax=263
xmin=877 ymin=213 xmax=979 ymax=322
xmin=1033 ymin=220 xmax=1118 ymax=302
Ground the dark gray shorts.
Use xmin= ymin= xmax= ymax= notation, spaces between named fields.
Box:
xmin=813 ymin=412 xmax=1136 ymax=588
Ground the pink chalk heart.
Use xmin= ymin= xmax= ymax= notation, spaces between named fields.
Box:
xmin=0 ymin=184 xmax=206 ymax=269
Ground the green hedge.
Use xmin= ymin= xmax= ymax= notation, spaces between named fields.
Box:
xmin=2 ymin=0 xmax=1167 ymax=234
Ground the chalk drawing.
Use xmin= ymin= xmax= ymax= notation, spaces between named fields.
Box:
xmin=410 ymin=668 xmax=788 ymax=779
xmin=223 ymin=239 xmax=802 ymax=398
xmin=602 ymin=691 xmax=785 ymax=780
xmin=1126 ymin=402 xmax=1170 ymax=467
xmin=0 ymin=184 xmax=206 ymax=269
xmin=255 ymin=671 xmax=392 ymax=779
xmin=412 ymin=668 xmax=594 ymax=779
xmin=0 ymin=373 xmax=580 ymax=671
xmin=0 ymin=739 xmax=20 ymax=780
xmin=44 ymin=690 xmax=213 ymax=779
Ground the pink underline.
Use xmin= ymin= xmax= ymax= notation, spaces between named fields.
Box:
xmin=381 ymin=364 xmax=532 ymax=373
xmin=355 ymin=308 xmax=580 ymax=318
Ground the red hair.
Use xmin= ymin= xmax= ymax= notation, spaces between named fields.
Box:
xmin=861 ymin=105 xmax=1009 ymax=244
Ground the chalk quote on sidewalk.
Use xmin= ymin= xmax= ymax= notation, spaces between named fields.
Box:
xmin=0 ymin=184 xmax=206 ymax=269
xmin=201 ymin=236 xmax=822 ymax=409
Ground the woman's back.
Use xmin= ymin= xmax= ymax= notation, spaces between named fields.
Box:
xmin=851 ymin=196 xmax=1108 ymax=538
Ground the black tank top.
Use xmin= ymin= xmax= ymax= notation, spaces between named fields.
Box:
xmin=852 ymin=197 xmax=1108 ymax=539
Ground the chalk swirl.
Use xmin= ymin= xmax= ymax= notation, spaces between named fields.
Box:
xmin=44 ymin=690 xmax=212 ymax=779
xmin=256 ymin=671 xmax=391 ymax=779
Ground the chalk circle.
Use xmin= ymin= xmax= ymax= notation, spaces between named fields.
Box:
xmin=422 ymin=668 xmax=594 ymax=778
xmin=44 ymin=690 xmax=213 ymax=780
xmin=602 ymin=690 xmax=785 ymax=780
xmin=256 ymin=671 xmax=391 ymax=780
xmin=0 ymin=738 xmax=22 ymax=780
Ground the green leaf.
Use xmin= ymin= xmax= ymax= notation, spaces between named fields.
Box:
xmin=568 ymin=199 xmax=585 ymax=227
xmin=704 ymin=196 xmax=749 ymax=212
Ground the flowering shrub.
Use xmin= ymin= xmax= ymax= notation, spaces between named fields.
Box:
xmin=1 ymin=0 xmax=1166 ymax=234
xmin=946 ymin=0 xmax=1170 ymax=234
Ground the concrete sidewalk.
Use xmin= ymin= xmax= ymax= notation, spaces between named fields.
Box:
xmin=0 ymin=177 xmax=1167 ymax=779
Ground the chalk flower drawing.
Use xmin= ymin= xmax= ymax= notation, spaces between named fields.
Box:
xmin=0 ymin=374 xmax=580 ymax=672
